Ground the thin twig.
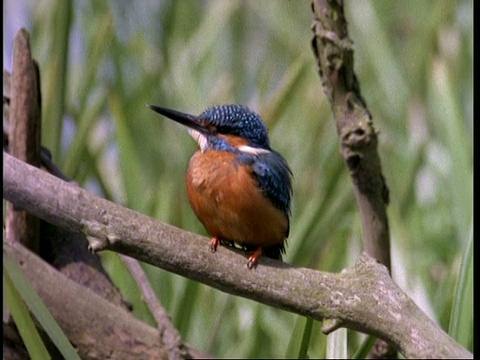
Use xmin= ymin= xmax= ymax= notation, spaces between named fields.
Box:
xmin=120 ymin=255 xmax=185 ymax=360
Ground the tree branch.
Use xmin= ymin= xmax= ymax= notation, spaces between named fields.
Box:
xmin=4 ymin=239 xmax=169 ymax=360
xmin=5 ymin=28 xmax=42 ymax=252
xmin=120 ymin=255 xmax=185 ymax=360
xmin=311 ymin=0 xmax=391 ymax=270
xmin=310 ymin=2 xmax=393 ymax=356
xmin=3 ymin=152 xmax=471 ymax=359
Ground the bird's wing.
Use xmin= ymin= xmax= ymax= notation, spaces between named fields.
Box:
xmin=236 ymin=150 xmax=292 ymax=256
xmin=249 ymin=151 xmax=292 ymax=218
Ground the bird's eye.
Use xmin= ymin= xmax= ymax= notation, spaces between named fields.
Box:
xmin=200 ymin=119 xmax=217 ymax=134
xmin=215 ymin=125 xmax=236 ymax=136
xmin=207 ymin=124 xmax=217 ymax=133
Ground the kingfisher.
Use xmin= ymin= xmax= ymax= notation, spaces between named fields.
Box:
xmin=149 ymin=104 xmax=292 ymax=269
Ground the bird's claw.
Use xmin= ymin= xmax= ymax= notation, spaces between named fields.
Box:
xmin=246 ymin=247 xmax=263 ymax=269
xmin=209 ymin=237 xmax=220 ymax=253
xmin=247 ymin=257 xmax=257 ymax=269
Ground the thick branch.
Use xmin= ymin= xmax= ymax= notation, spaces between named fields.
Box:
xmin=3 ymin=153 xmax=471 ymax=359
xmin=4 ymin=240 xmax=168 ymax=360
xmin=311 ymin=0 xmax=391 ymax=269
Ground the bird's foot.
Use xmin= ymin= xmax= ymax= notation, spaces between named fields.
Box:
xmin=209 ymin=237 xmax=220 ymax=253
xmin=247 ymin=247 xmax=263 ymax=269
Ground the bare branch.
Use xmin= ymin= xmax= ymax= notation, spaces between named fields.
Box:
xmin=310 ymin=2 xmax=393 ymax=356
xmin=3 ymin=153 xmax=471 ymax=359
xmin=311 ymin=0 xmax=391 ymax=270
xmin=120 ymin=255 xmax=185 ymax=360
xmin=5 ymin=28 xmax=41 ymax=252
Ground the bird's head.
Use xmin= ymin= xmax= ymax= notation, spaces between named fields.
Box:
xmin=148 ymin=104 xmax=271 ymax=152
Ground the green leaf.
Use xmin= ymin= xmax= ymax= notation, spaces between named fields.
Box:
xmin=4 ymin=252 xmax=81 ymax=360
xmin=352 ymin=334 xmax=376 ymax=359
xmin=298 ymin=317 xmax=314 ymax=359
xmin=4 ymin=269 xmax=51 ymax=360
xmin=448 ymin=223 xmax=473 ymax=349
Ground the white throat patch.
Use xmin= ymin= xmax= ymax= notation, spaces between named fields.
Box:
xmin=188 ymin=129 xmax=208 ymax=152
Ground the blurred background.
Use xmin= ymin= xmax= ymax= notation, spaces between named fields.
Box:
xmin=4 ymin=0 xmax=472 ymax=357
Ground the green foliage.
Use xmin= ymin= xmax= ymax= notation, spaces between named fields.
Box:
xmin=4 ymin=268 xmax=51 ymax=360
xmin=5 ymin=0 xmax=472 ymax=357
xmin=4 ymin=253 xmax=81 ymax=359
xmin=448 ymin=225 xmax=473 ymax=349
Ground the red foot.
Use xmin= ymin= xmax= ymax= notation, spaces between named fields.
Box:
xmin=247 ymin=247 xmax=263 ymax=269
xmin=210 ymin=237 xmax=220 ymax=253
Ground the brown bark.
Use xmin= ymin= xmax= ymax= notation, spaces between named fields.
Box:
xmin=310 ymin=1 xmax=392 ymax=356
xmin=5 ymin=240 xmax=168 ymax=360
xmin=5 ymin=28 xmax=41 ymax=252
xmin=310 ymin=0 xmax=391 ymax=270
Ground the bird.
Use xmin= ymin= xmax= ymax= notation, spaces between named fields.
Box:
xmin=149 ymin=104 xmax=292 ymax=269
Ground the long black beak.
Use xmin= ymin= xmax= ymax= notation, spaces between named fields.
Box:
xmin=148 ymin=105 xmax=207 ymax=134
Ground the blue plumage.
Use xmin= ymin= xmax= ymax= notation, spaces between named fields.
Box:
xmin=199 ymin=105 xmax=271 ymax=149
xmin=251 ymin=151 xmax=292 ymax=220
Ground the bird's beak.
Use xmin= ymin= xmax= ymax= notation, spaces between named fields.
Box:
xmin=148 ymin=105 xmax=207 ymax=134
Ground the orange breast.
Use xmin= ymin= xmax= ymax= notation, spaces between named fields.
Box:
xmin=185 ymin=150 xmax=288 ymax=248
